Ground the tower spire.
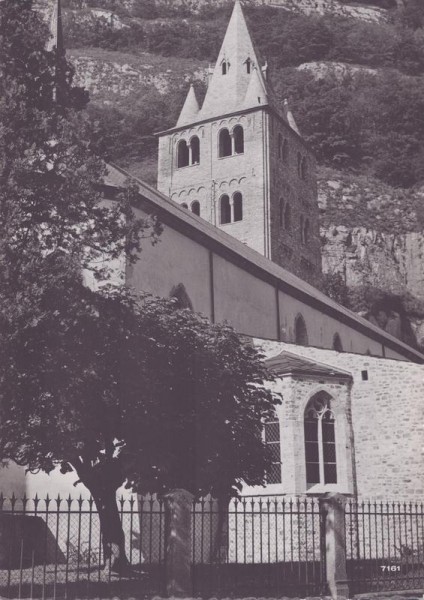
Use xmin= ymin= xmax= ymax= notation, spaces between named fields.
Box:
xmin=177 ymin=84 xmax=200 ymax=127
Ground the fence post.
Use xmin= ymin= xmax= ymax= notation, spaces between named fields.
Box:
xmin=319 ymin=492 xmax=350 ymax=600
xmin=164 ymin=489 xmax=194 ymax=598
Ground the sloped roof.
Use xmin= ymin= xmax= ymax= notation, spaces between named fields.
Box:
xmin=177 ymin=84 xmax=200 ymax=127
xmin=265 ymin=351 xmax=352 ymax=380
xmin=102 ymin=163 xmax=424 ymax=364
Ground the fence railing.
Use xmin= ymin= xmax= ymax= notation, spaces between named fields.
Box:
xmin=0 ymin=493 xmax=423 ymax=599
xmin=345 ymin=499 xmax=424 ymax=594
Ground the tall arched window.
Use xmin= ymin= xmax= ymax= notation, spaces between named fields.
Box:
xmin=177 ymin=140 xmax=189 ymax=168
xmin=333 ymin=333 xmax=343 ymax=352
xmin=304 ymin=218 xmax=310 ymax=245
xmin=279 ymin=198 xmax=284 ymax=226
xmin=265 ymin=411 xmax=282 ymax=484
xmin=191 ymin=201 xmax=200 ymax=216
xmin=233 ymin=192 xmax=243 ymax=222
xmin=282 ymin=139 xmax=289 ymax=163
xmin=233 ymin=125 xmax=244 ymax=154
xmin=190 ymin=136 xmax=200 ymax=165
xmin=220 ymin=194 xmax=231 ymax=224
xmin=219 ymin=128 xmax=232 ymax=158
xmin=284 ymin=203 xmax=291 ymax=231
xmin=295 ymin=314 xmax=308 ymax=346
xmin=304 ymin=393 xmax=337 ymax=487
xmin=300 ymin=215 xmax=305 ymax=243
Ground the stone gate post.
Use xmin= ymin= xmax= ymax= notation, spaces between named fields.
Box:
xmin=319 ymin=492 xmax=350 ymax=600
xmin=163 ymin=489 xmax=194 ymax=598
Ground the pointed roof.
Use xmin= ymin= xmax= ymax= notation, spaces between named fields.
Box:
xmin=243 ymin=66 xmax=268 ymax=110
xmin=46 ymin=0 xmax=64 ymax=55
xmin=176 ymin=84 xmax=200 ymax=127
xmin=198 ymin=0 xmax=269 ymax=120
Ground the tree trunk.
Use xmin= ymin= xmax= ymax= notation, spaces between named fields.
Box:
xmin=92 ymin=489 xmax=130 ymax=573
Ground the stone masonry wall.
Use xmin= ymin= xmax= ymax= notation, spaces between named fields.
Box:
xmin=258 ymin=340 xmax=424 ymax=501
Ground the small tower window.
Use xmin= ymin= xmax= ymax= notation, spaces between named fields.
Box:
xmin=295 ymin=314 xmax=308 ymax=346
xmin=191 ymin=201 xmax=200 ymax=216
xmin=181 ymin=202 xmax=188 ymax=209
xmin=233 ymin=125 xmax=244 ymax=154
xmin=283 ymin=202 xmax=291 ymax=231
xmin=220 ymin=194 xmax=231 ymax=224
xmin=233 ymin=192 xmax=243 ymax=222
xmin=221 ymin=60 xmax=230 ymax=75
xmin=245 ymin=57 xmax=252 ymax=74
xmin=190 ymin=136 xmax=200 ymax=165
xmin=218 ymin=128 xmax=232 ymax=158
xmin=177 ymin=140 xmax=189 ymax=168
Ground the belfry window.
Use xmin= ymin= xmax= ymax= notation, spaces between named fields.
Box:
xmin=177 ymin=140 xmax=189 ymax=168
xmin=191 ymin=201 xmax=200 ymax=216
xmin=304 ymin=394 xmax=337 ymax=487
xmin=265 ymin=411 xmax=282 ymax=484
xmin=245 ymin=58 xmax=252 ymax=74
xmin=233 ymin=125 xmax=244 ymax=154
xmin=233 ymin=192 xmax=243 ymax=222
xmin=221 ymin=60 xmax=230 ymax=75
xmin=190 ymin=136 xmax=200 ymax=165
xmin=219 ymin=128 xmax=232 ymax=158
xmin=220 ymin=194 xmax=231 ymax=224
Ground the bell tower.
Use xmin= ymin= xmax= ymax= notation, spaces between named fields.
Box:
xmin=157 ymin=0 xmax=322 ymax=286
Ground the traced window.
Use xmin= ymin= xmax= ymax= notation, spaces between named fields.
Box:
xmin=295 ymin=314 xmax=308 ymax=346
xmin=283 ymin=202 xmax=291 ymax=231
xmin=220 ymin=194 xmax=231 ymax=224
xmin=233 ymin=125 xmax=244 ymax=154
xmin=233 ymin=192 xmax=243 ymax=222
xmin=333 ymin=333 xmax=343 ymax=352
xmin=219 ymin=128 xmax=232 ymax=158
xmin=265 ymin=411 xmax=282 ymax=484
xmin=191 ymin=201 xmax=200 ymax=216
xmin=304 ymin=393 xmax=337 ymax=487
xmin=190 ymin=136 xmax=200 ymax=165
xmin=177 ymin=140 xmax=189 ymax=168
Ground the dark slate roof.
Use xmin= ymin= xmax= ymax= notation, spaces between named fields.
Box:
xmin=102 ymin=163 xmax=424 ymax=364
xmin=265 ymin=351 xmax=352 ymax=380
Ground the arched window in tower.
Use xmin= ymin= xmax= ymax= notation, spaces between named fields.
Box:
xmin=220 ymin=194 xmax=231 ymax=224
xmin=221 ymin=59 xmax=230 ymax=75
xmin=265 ymin=410 xmax=282 ymax=484
xmin=177 ymin=140 xmax=189 ymax=168
xmin=190 ymin=136 xmax=200 ymax=165
xmin=181 ymin=202 xmax=188 ymax=209
xmin=304 ymin=218 xmax=310 ymax=245
xmin=284 ymin=202 xmax=291 ymax=231
xmin=233 ymin=125 xmax=244 ymax=154
xmin=304 ymin=393 xmax=337 ymax=487
xmin=295 ymin=314 xmax=308 ymax=346
xmin=233 ymin=192 xmax=243 ymax=222
xmin=333 ymin=333 xmax=343 ymax=352
xmin=191 ymin=201 xmax=200 ymax=216
xmin=245 ymin=57 xmax=252 ymax=74
xmin=218 ymin=128 xmax=232 ymax=158
xmin=282 ymin=139 xmax=289 ymax=163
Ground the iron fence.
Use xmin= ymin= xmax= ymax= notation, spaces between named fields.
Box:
xmin=345 ymin=499 xmax=424 ymax=594
xmin=191 ymin=495 xmax=326 ymax=597
xmin=0 ymin=493 xmax=166 ymax=599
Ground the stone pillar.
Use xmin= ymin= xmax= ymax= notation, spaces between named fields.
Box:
xmin=164 ymin=489 xmax=194 ymax=598
xmin=320 ymin=493 xmax=350 ymax=600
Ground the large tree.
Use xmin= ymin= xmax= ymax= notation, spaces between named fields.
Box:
xmin=0 ymin=0 xmax=279 ymax=572
xmin=0 ymin=275 xmax=279 ymax=571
